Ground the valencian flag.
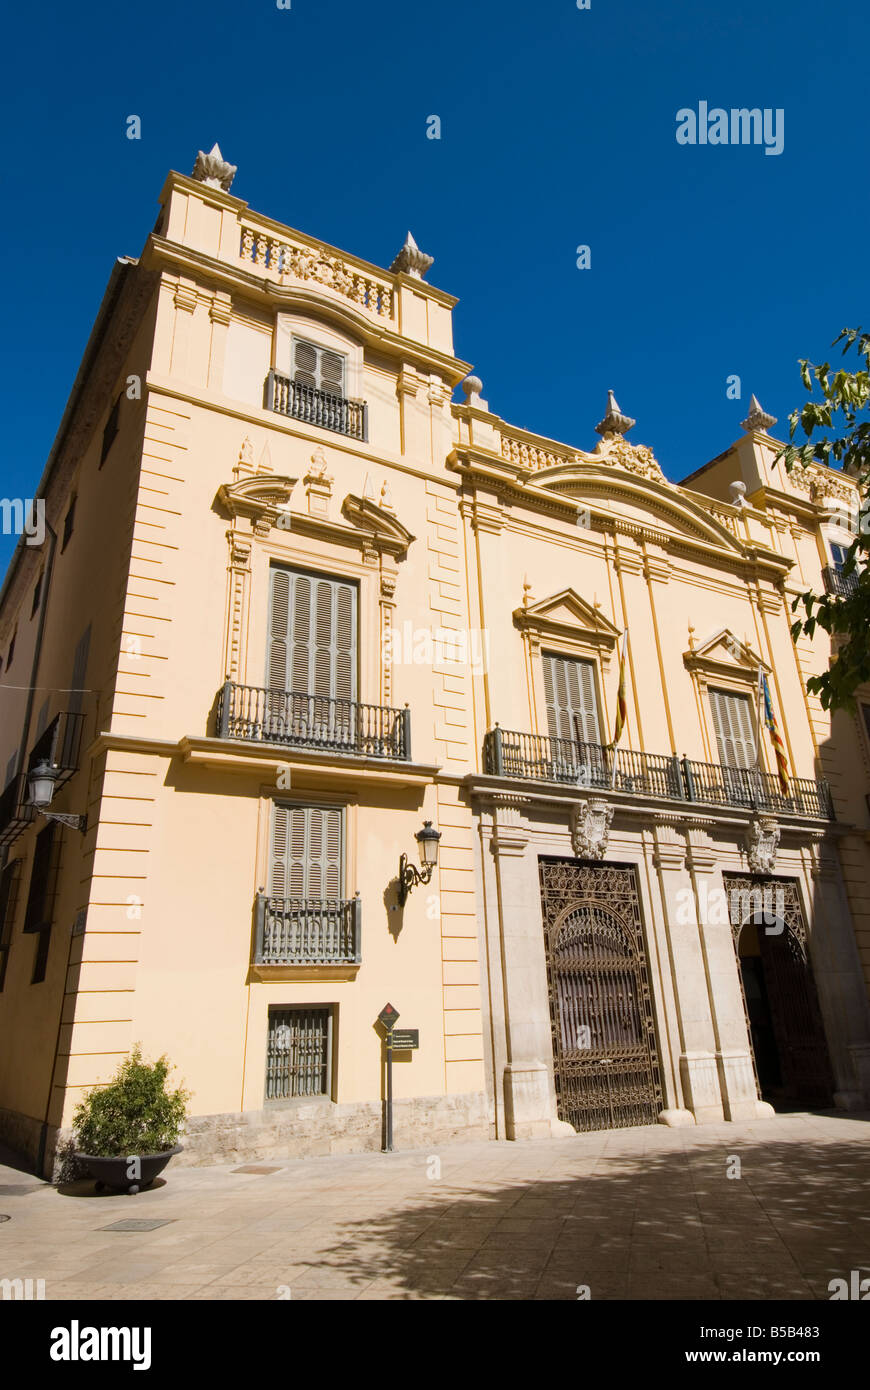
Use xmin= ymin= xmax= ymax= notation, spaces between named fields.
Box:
xmin=759 ymin=667 xmax=790 ymax=794
xmin=612 ymin=630 xmax=628 ymax=745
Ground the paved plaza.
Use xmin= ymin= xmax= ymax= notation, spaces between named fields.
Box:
xmin=1 ymin=1110 xmax=868 ymax=1301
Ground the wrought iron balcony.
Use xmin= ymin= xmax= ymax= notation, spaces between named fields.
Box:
xmin=822 ymin=565 xmax=859 ymax=597
xmin=483 ymin=726 xmax=834 ymax=820
xmin=0 ymin=711 xmax=85 ymax=847
xmin=265 ymin=369 xmax=368 ymax=441
xmin=216 ymin=682 xmax=412 ymax=760
xmin=254 ymin=893 xmax=362 ymax=965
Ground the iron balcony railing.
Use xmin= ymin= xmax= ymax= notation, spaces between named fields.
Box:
xmin=216 ymin=682 xmax=412 ymax=760
xmin=483 ymin=726 xmax=834 ymax=820
xmin=255 ymin=894 xmax=362 ymax=965
xmin=822 ymin=565 xmax=860 ymax=597
xmin=265 ymin=369 xmax=368 ymax=441
xmin=0 ymin=710 xmax=85 ymax=847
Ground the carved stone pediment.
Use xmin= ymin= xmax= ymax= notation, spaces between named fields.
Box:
xmin=217 ymin=475 xmax=298 ymax=532
xmin=341 ymin=494 xmax=415 ymax=558
xmin=514 ymin=588 xmax=620 ymax=655
xmin=747 ymin=816 xmax=780 ymax=875
xmin=590 ymin=435 xmax=668 ymax=484
xmin=570 ymin=799 xmax=614 ymax=860
xmin=683 ymin=628 xmax=769 ymax=684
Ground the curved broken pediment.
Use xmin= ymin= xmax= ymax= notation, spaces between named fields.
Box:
xmin=217 ymin=474 xmax=298 ymax=530
xmin=341 ymin=494 xmax=415 ymax=558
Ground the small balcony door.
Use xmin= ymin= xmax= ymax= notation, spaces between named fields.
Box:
xmin=270 ymin=803 xmax=344 ymax=901
xmin=542 ymin=653 xmax=605 ymax=783
xmin=709 ymin=687 xmax=759 ymax=805
xmin=266 ymin=567 xmax=357 ymax=747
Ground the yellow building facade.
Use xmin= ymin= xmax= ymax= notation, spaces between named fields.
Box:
xmin=1 ymin=147 xmax=869 ymax=1174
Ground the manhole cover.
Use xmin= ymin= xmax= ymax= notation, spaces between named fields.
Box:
xmin=100 ymin=1219 xmax=176 ymax=1232
xmin=231 ymin=1165 xmax=282 ymax=1175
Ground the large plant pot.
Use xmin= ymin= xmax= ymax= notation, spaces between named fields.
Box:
xmin=74 ymin=1145 xmax=183 ymax=1194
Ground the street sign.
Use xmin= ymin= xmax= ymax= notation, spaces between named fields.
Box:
xmin=378 ymin=1003 xmax=400 ymax=1030
xmin=391 ymin=1030 xmax=419 ymax=1050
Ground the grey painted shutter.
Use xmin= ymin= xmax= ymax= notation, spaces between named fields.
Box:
xmin=710 ymin=689 xmax=756 ymax=768
xmin=292 ymin=340 xmax=345 ymax=397
xmin=268 ymin=568 xmax=356 ymax=700
xmin=270 ymin=805 xmax=342 ymax=898
xmin=543 ymin=654 xmax=600 ymax=743
xmin=292 ymin=340 xmax=318 ymax=389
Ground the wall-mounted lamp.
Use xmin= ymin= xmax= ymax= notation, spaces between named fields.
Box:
xmin=27 ymin=760 xmax=87 ymax=833
xmin=397 ymin=820 xmax=441 ymax=906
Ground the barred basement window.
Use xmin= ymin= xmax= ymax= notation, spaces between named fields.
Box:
xmin=266 ymin=1007 xmax=332 ymax=1100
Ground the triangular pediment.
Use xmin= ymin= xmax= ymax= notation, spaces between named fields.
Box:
xmin=684 ymin=628 xmax=770 ymax=680
xmin=514 ymin=588 xmax=620 ymax=647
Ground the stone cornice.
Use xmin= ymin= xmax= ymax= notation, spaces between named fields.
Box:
xmin=145 ymin=239 xmax=470 ymax=384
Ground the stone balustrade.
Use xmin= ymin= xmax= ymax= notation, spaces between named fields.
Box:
xmin=239 ymin=222 xmax=394 ymax=319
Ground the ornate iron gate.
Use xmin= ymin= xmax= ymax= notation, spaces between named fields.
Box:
xmin=539 ymin=858 xmax=663 ymax=1132
xmin=725 ymin=875 xmax=835 ymax=1105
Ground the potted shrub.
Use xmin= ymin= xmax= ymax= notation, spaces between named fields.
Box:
xmin=73 ymin=1046 xmax=190 ymax=1193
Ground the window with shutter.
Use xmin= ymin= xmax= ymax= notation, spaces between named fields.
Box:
xmin=830 ymin=542 xmax=850 ymax=572
xmin=291 ymin=338 xmax=346 ymax=398
xmin=269 ymin=804 xmax=344 ymax=900
xmin=709 ymin=688 xmax=757 ymax=768
xmin=542 ymin=654 xmax=601 ymax=744
xmin=268 ymin=567 xmax=357 ymax=701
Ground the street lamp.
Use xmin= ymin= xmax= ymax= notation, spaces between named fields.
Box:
xmin=27 ymin=760 xmax=87 ymax=832
xmin=397 ymin=820 xmax=441 ymax=906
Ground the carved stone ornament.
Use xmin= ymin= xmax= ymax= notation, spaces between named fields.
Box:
xmin=570 ymin=799 xmax=614 ymax=860
xmin=191 ymin=143 xmax=237 ymax=192
xmin=389 ymin=231 xmax=434 ymax=279
xmin=747 ymin=815 xmax=780 ymax=875
xmin=741 ymin=394 xmax=777 ymax=433
xmin=593 ymin=435 xmax=667 ymax=483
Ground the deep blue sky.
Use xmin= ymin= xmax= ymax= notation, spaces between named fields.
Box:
xmin=1 ymin=0 xmax=867 ymax=577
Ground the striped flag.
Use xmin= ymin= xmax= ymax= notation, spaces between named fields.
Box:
xmin=612 ymin=631 xmax=628 ymax=745
xmin=759 ymin=668 xmax=790 ymax=794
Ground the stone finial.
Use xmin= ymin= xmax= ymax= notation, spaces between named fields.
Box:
xmin=363 ymin=473 xmax=376 ymax=501
xmin=191 ymin=143 xmax=237 ymax=192
xmin=462 ymin=375 xmax=483 ymax=402
xmin=380 ymin=480 xmax=394 ymax=511
xmin=729 ymin=479 xmax=747 ymax=508
xmin=522 ymin=575 xmax=533 ymax=608
xmin=390 ymin=231 xmax=434 ymax=279
xmin=741 ymin=394 xmax=777 ymax=433
xmin=595 ymin=390 xmax=635 ymax=438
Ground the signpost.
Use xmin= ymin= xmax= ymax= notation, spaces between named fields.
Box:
xmin=377 ymin=1007 xmax=420 ymax=1151
xmin=379 ymin=1003 xmax=399 ymax=1152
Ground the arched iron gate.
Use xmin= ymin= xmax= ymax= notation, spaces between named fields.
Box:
xmin=725 ymin=874 xmax=834 ymax=1106
xmin=539 ymin=859 xmax=663 ymax=1132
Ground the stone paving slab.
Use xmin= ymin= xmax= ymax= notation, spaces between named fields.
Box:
xmin=0 ymin=1111 xmax=868 ymax=1300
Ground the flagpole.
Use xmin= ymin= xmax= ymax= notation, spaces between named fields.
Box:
xmin=755 ymin=665 xmax=764 ymax=805
xmin=611 ymin=629 xmax=627 ymax=790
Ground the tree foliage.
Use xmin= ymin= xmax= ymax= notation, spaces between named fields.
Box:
xmin=779 ymin=328 xmax=870 ymax=711
xmin=73 ymin=1045 xmax=190 ymax=1156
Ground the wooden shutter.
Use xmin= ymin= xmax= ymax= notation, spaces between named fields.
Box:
xmin=23 ymin=823 xmax=60 ymax=934
xmin=292 ymin=339 xmax=346 ymax=398
xmin=270 ymin=804 xmax=343 ymax=899
xmin=268 ymin=568 xmax=357 ymax=699
xmin=292 ymin=340 xmax=319 ymax=389
xmin=710 ymin=688 xmax=756 ymax=768
xmin=319 ymin=350 xmax=344 ymax=397
xmin=543 ymin=654 xmax=601 ymax=744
